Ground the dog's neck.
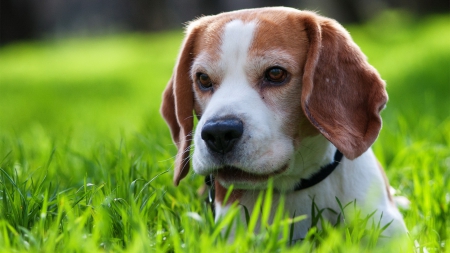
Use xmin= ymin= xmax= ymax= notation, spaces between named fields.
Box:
xmin=271 ymin=134 xmax=338 ymax=192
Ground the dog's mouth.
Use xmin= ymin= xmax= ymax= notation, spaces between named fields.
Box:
xmin=215 ymin=164 xmax=288 ymax=183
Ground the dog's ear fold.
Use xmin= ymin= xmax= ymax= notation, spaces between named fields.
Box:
xmin=301 ymin=14 xmax=388 ymax=159
xmin=161 ymin=25 xmax=199 ymax=186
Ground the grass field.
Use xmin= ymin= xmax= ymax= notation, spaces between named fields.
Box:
xmin=0 ymin=11 xmax=449 ymax=252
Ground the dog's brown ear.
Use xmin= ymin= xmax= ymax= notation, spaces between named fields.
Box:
xmin=161 ymin=26 xmax=199 ymax=186
xmin=301 ymin=14 xmax=388 ymax=159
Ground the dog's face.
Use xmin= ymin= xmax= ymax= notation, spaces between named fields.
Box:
xmin=191 ymin=16 xmax=313 ymax=190
xmin=161 ymin=7 xmax=388 ymax=189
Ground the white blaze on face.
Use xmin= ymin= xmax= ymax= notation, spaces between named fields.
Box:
xmin=220 ymin=20 xmax=257 ymax=76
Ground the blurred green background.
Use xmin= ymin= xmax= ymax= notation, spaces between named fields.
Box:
xmin=0 ymin=32 xmax=180 ymax=140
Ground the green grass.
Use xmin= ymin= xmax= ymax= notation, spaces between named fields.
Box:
xmin=0 ymin=12 xmax=449 ymax=252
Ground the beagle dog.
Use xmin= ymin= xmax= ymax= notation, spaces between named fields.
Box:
xmin=161 ymin=7 xmax=407 ymax=240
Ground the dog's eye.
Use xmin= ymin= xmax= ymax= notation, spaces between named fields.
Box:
xmin=197 ymin=73 xmax=213 ymax=90
xmin=265 ymin=67 xmax=287 ymax=84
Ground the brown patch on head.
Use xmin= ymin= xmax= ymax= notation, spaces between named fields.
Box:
xmin=191 ymin=17 xmax=225 ymax=62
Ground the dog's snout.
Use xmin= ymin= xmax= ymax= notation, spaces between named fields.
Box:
xmin=201 ymin=118 xmax=244 ymax=154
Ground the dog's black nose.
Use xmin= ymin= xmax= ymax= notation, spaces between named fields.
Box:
xmin=201 ymin=118 xmax=244 ymax=154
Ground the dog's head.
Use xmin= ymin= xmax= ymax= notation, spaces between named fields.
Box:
xmin=161 ymin=7 xmax=387 ymax=188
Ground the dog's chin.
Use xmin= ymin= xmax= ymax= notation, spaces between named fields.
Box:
xmin=214 ymin=165 xmax=288 ymax=189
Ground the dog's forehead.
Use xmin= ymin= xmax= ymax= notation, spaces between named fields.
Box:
xmin=191 ymin=8 xmax=309 ymax=63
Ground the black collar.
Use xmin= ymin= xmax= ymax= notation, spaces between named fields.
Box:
xmin=205 ymin=149 xmax=343 ymax=212
xmin=293 ymin=149 xmax=343 ymax=191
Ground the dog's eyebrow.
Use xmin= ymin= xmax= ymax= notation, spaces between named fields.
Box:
xmin=191 ymin=52 xmax=224 ymax=79
xmin=247 ymin=50 xmax=298 ymax=72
